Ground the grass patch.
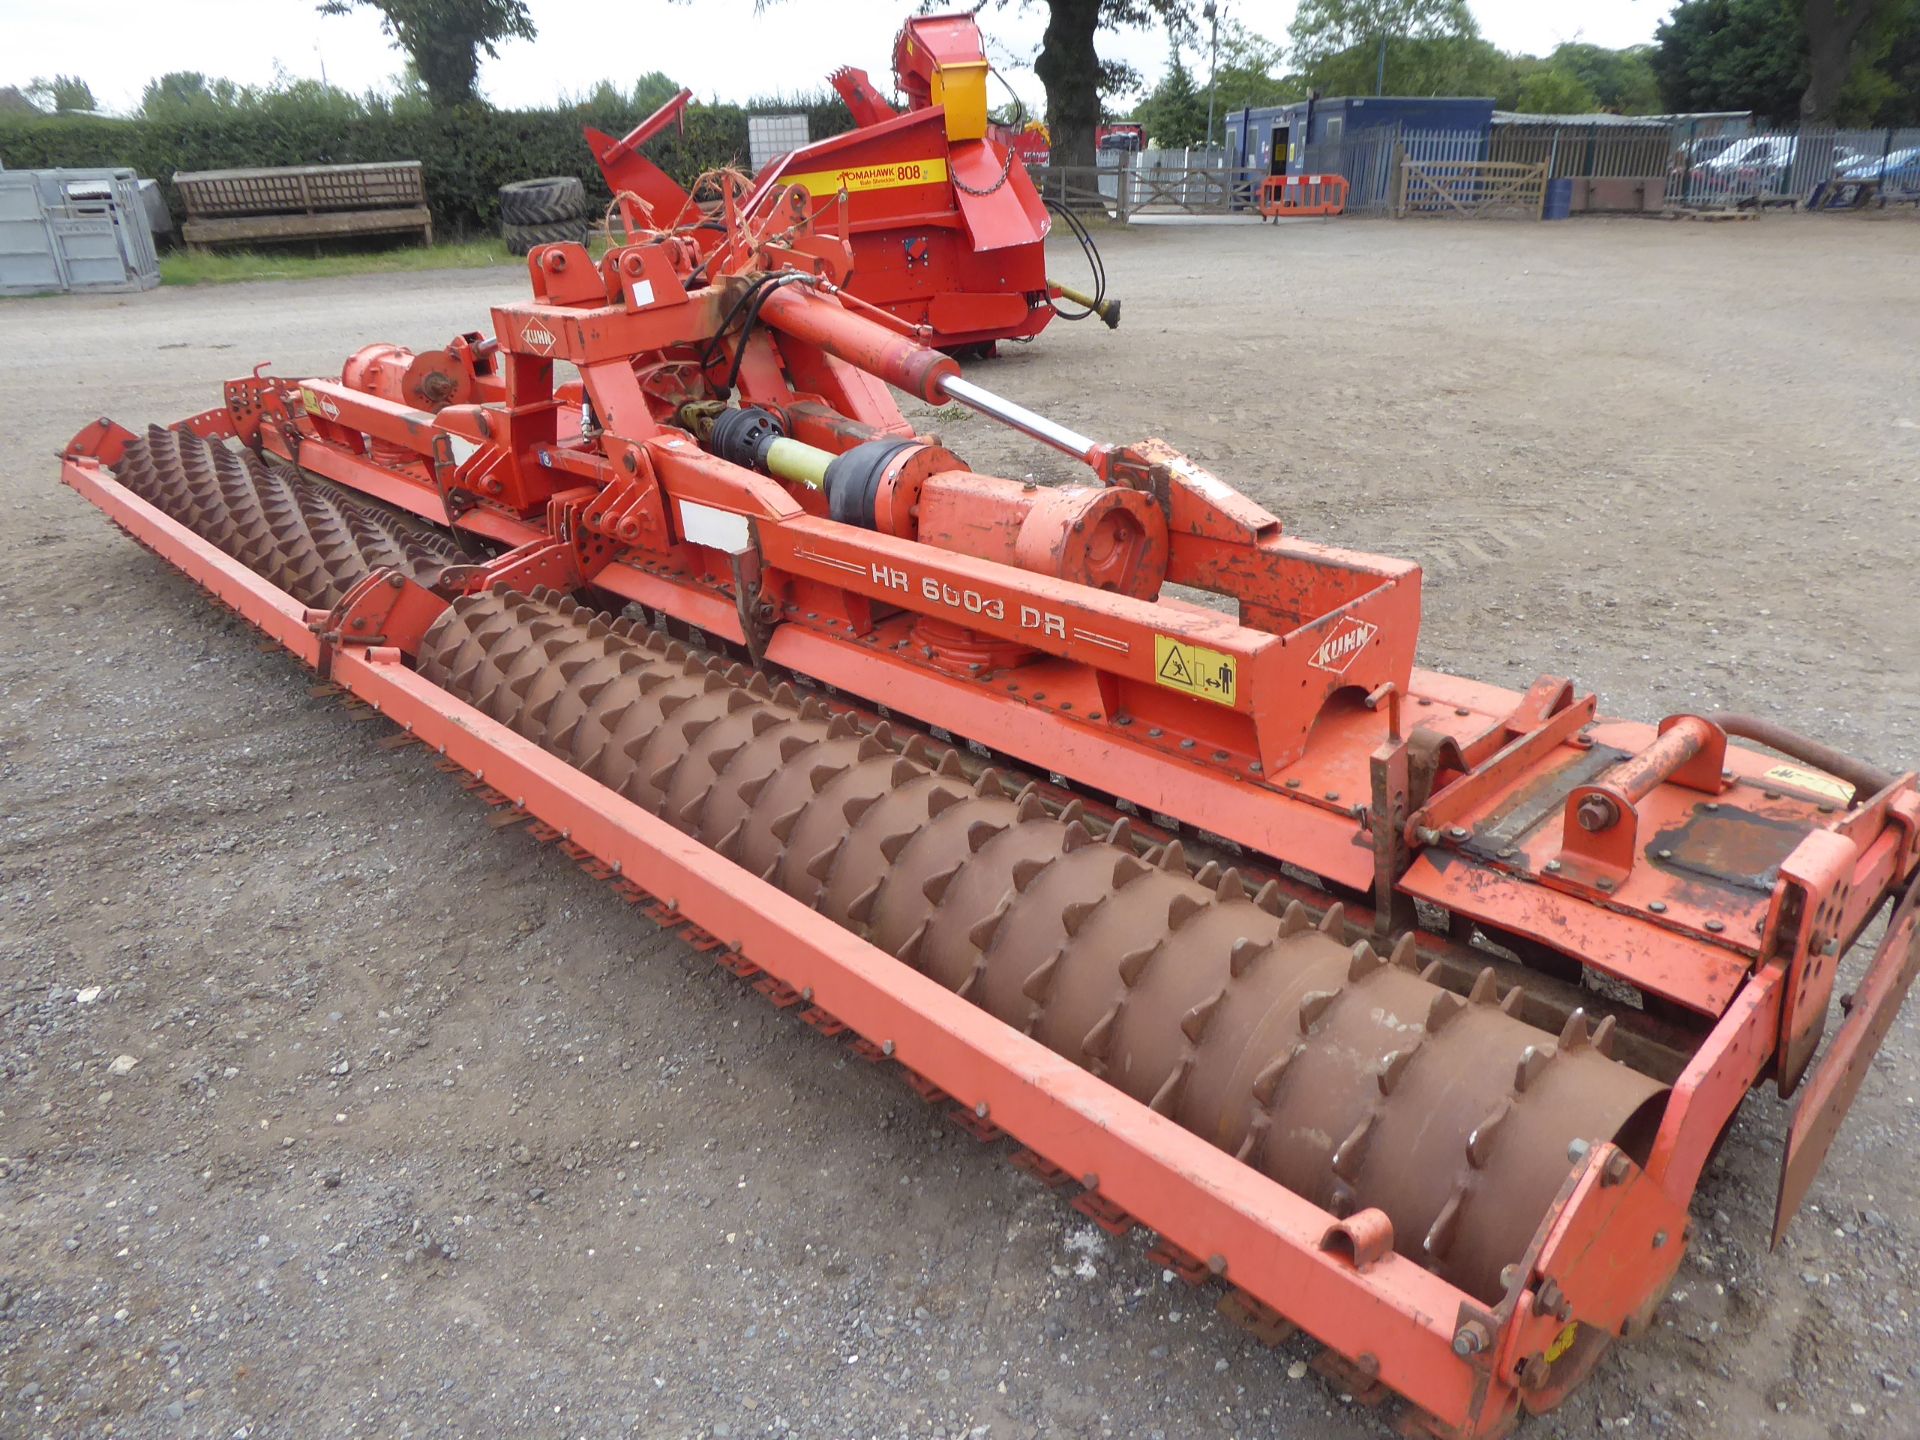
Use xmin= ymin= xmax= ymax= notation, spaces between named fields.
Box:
xmin=159 ymin=238 xmax=522 ymax=286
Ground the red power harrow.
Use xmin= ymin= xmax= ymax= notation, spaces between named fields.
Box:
xmin=58 ymin=171 xmax=1919 ymax=1437
xmin=587 ymin=12 xmax=1116 ymax=355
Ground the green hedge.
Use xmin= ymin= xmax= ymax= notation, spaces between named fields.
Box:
xmin=0 ymin=96 xmax=854 ymax=237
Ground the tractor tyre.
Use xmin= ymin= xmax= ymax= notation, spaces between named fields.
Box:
xmin=503 ymin=219 xmax=591 ymax=257
xmin=499 ymin=176 xmax=588 ymax=227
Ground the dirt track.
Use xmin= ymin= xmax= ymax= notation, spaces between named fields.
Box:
xmin=3 ymin=212 xmax=1918 ymax=1440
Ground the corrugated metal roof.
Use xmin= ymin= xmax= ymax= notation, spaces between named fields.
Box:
xmin=1492 ymin=111 xmax=1674 ymax=129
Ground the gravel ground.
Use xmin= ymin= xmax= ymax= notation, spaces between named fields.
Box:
xmin=2 ymin=211 xmax=1917 ymax=1440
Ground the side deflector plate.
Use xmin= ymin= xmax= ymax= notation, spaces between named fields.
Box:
xmin=1774 ymin=870 xmax=1920 ymax=1247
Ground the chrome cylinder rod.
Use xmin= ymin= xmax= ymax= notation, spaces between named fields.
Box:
xmin=937 ymin=375 xmax=1100 ymax=466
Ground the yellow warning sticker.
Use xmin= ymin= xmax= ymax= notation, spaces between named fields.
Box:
xmin=1545 ymin=1322 xmax=1579 ymax=1364
xmin=784 ymin=157 xmax=949 ymax=196
xmin=1153 ymin=635 xmax=1238 ymax=707
xmin=1761 ymin=763 xmax=1855 ymax=805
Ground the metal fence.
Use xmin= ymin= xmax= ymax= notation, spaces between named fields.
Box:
xmin=1490 ymin=121 xmax=1673 ymax=179
xmin=1667 ymin=125 xmax=1920 ymax=207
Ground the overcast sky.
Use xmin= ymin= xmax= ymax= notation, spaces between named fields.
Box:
xmin=8 ymin=0 xmax=1677 ymax=117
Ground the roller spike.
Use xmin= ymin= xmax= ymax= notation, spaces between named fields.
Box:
xmin=1348 ymin=940 xmax=1385 ymax=982
xmin=725 ymin=691 xmax=757 ymax=714
xmin=635 ymin=672 xmax=671 ymax=695
xmin=749 ymin=710 xmax=784 ymax=736
xmin=1466 ymin=1098 xmax=1512 ymax=1169
xmin=1147 ymin=1057 xmax=1193 ymax=1116
xmin=1559 ymin=1008 xmax=1593 ymax=1049
xmin=1252 ymin=878 xmax=1284 ymax=915
xmin=1061 ymin=821 xmax=1094 ymax=852
xmin=1020 ymin=952 xmax=1061 ymax=1002
xmin=1062 ymin=899 xmax=1100 ymax=937
xmin=649 ymin=761 xmax=680 ymax=794
xmin=1426 ymin=990 xmax=1467 ymax=1033
xmin=1116 ymin=943 xmax=1158 ymax=987
xmin=1194 ymin=860 xmax=1222 ymax=889
xmin=922 ymin=865 xmax=961 ymax=905
xmin=1318 ymin=901 xmax=1347 ymax=937
xmin=705 ymin=743 xmax=744 ymax=775
xmin=926 ymin=787 xmax=964 ymax=816
xmin=769 ymin=808 xmax=803 ymax=843
xmin=903 ymin=734 xmax=941 ymax=765
xmin=1298 ymin=989 xmax=1339 ymax=1030
xmin=1423 ymin=1188 xmax=1465 ymax=1259
xmin=1390 ymin=934 xmax=1420 ymax=970
xmin=1228 ymin=937 xmax=1268 ymax=978
xmin=954 ymin=959 xmax=986 ymax=1002
xmin=715 ymin=818 xmax=747 ymax=862
xmin=804 ymin=846 xmax=838 ymax=882
xmin=1279 ymin=900 xmax=1311 ymax=936
xmin=556 ymin=658 xmax=591 ymax=682
xmin=1468 ymin=967 xmax=1500 ymax=1005
xmin=895 ymin=919 xmax=929 ymax=966
xmin=798 ymin=696 xmax=830 ymax=722
xmin=1419 ymin=960 xmax=1446 ymax=984
xmin=846 ymin=880 xmax=882 ymax=926
xmin=870 ymin=719 xmax=896 ymax=748
xmin=1058 ymin=798 xmax=1086 ymax=826
xmin=1180 ymin=990 xmax=1225 ymax=1043
xmin=856 ymin=737 xmax=888 ymax=762
xmin=1167 ymin=893 xmax=1207 ymax=930
xmin=843 ymin=794 xmax=880 ymax=824
xmin=674 ymin=795 xmax=707 ymax=828
xmin=737 ymin=774 xmax=770 ymax=806
xmin=826 ymin=713 xmax=860 ymax=740
xmin=1014 ymin=791 xmax=1046 ymax=822
xmin=778 ymin=736 xmax=812 ymax=762
xmin=1153 ymin=839 xmax=1188 ymax=875
xmin=1012 ymin=781 xmax=1040 ymax=806
xmin=721 ymin=662 xmax=750 ymax=685
xmin=1082 ymin=1004 xmax=1121 ymax=1060
xmin=973 ymin=766 xmax=1005 ymax=796
xmin=549 ymin=718 xmax=582 ymax=755
xmin=1250 ymin=1045 xmax=1301 ymax=1107
xmin=807 ymin=762 xmax=845 ymax=793
xmin=888 ymin=758 xmax=921 ymax=786
xmin=878 ymin=831 xmax=913 ymax=863
xmin=1214 ymin=865 xmax=1246 ymax=901
xmin=968 ymin=903 xmax=1008 ymax=951
xmin=745 ymin=672 xmax=773 ymax=699
xmin=664 ymin=640 xmax=690 ymax=662
xmin=1331 ymin=1114 xmax=1374 ymax=1181
xmin=1107 ymin=817 xmax=1135 ymax=852
xmin=1011 ymin=857 xmax=1050 ymax=892
xmin=1112 ymin=855 xmax=1152 ymax=888
xmin=1591 ymin=1013 xmax=1617 ymax=1057
xmin=1377 ymin=1047 xmax=1415 ymax=1096
xmin=681 ymin=718 xmax=713 ymax=744
xmin=1499 ymin=984 xmax=1527 ymax=1017
xmin=576 ymin=678 xmax=611 ymax=705
xmin=966 ymin=820 xmax=1002 ymax=853
xmin=1514 ymin=1044 xmax=1555 ymax=1093
xmin=771 ymin=681 xmax=799 ymax=708
xmin=937 ymin=751 xmax=968 ymax=779
xmin=658 ymin=693 xmax=691 ymax=719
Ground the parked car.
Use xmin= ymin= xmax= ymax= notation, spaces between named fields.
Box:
xmin=1697 ymin=135 xmax=1870 ymax=195
xmin=1840 ymin=146 xmax=1920 ymax=190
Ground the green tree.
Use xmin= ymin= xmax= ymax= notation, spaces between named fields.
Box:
xmin=630 ymin=71 xmax=682 ymax=114
xmin=1290 ymin=0 xmax=1479 ymax=88
xmin=1515 ymin=66 xmax=1602 ymax=113
xmin=0 ymin=87 xmax=35 ymax=115
xmin=1208 ymin=21 xmax=1305 ymax=114
xmin=26 ymin=75 xmax=97 ymax=113
xmin=140 ymin=72 xmax=246 ymax=116
xmin=1010 ymin=0 xmax=1192 ymax=166
xmin=317 ymin=0 xmax=536 ymax=107
xmin=1135 ymin=40 xmax=1210 ymax=146
xmin=1651 ymin=0 xmax=1807 ymax=119
xmin=1545 ymin=43 xmax=1662 ymax=112
xmin=1801 ymin=0 xmax=1887 ymax=119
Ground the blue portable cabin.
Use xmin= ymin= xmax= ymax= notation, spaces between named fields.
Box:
xmin=1224 ymin=96 xmax=1495 ymax=176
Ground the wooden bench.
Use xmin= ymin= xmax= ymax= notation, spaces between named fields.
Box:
xmin=173 ymin=162 xmax=432 ymax=251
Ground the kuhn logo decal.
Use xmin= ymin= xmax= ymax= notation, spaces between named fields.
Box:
xmin=521 ymin=324 xmax=557 ymax=354
xmin=1309 ymin=618 xmax=1377 ymax=674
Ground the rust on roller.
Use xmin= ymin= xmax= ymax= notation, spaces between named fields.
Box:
xmin=418 ymin=586 xmax=1669 ymax=1304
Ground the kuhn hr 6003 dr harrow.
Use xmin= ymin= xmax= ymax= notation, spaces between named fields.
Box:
xmin=59 ymin=176 xmax=1919 ymax=1436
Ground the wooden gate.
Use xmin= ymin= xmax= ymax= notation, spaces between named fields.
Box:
xmin=1394 ymin=153 xmax=1549 ymax=219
